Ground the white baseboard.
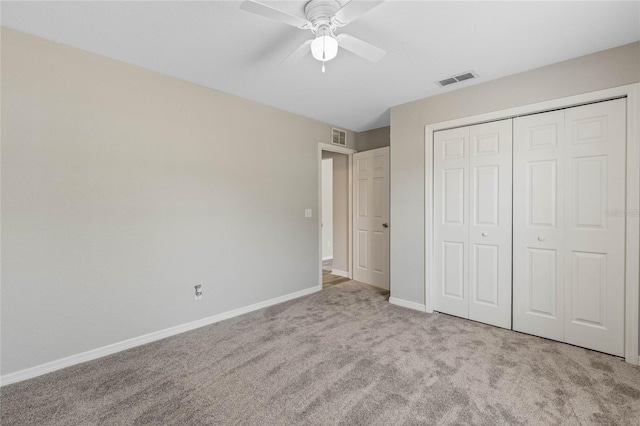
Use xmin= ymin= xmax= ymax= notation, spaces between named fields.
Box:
xmin=0 ymin=285 xmax=322 ymax=387
xmin=322 ymin=256 xmax=333 ymax=261
xmin=331 ymin=269 xmax=350 ymax=278
xmin=389 ymin=297 xmax=427 ymax=312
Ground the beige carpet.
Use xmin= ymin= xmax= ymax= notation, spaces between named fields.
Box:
xmin=2 ymin=281 xmax=640 ymax=425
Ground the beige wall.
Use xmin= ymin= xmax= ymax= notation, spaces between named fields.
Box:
xmin=0 ymin=28 xmax=356 ymax=375
xmin=390 ymin=42 xmax=640 ymax=309
xmin=356 ymin=126 xmax=390 ymax=152
xmin=321 ymin=151 xmax=349 ymax=273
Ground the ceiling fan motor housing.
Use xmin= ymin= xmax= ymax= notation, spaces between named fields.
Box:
xmin=305 ymin=0 xmax=342 ymax=33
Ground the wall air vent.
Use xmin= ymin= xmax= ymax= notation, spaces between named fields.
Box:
xmin=332 ymin=128 xmax=346 ymax=146
xmin=436 ymin=70 xmax=479 ymax=87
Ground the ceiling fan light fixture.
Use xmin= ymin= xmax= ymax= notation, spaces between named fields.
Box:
xmin=311 ymin=34 xmax=338 ymax=62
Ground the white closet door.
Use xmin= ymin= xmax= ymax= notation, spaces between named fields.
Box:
xmin=513 ymin=99 xmax=626 ymax=357
xmin=468 ymin=120 xmax=512 ymax=329
xmin=563 ymin=99 xmax=626 ymax=356
xmin=434 ymin=127 xmax=470 ymax=318
xmin=353 ymin=147 xmax=390 ymax=289
xmin=513 ymin=111 xmax=566 ymax=341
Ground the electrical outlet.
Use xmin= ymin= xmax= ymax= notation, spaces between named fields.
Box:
xmin=194 ymin=285 xmax=202 ymax=300
xmin=305 ymin=208 xmax=312 ymax=218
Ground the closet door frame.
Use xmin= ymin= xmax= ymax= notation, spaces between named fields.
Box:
xmin=424 ymin=83 xmax=639 ymax=365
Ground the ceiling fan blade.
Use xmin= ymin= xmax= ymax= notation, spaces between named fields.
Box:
xmin=333 ymin=0 xmax=385 ymax=26
xmin=280 ymin=39 xmax=313 ymax=67
xmin=337 ymin=34 xmax=386 ymax=62
xmin=240 ymin=0 xmax=310 ymax=29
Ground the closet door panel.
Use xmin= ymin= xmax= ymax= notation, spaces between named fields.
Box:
xmin=434 ymin=127 xmax=470 ymax=318
xmin=468 ymin=120 xmax=513 ymax=329
xmin=513 ymin=111 xmax=565 ymax=341
xmin=514 ymin=99 xmax=626 ymax=357
xmin=564 ymin=99 xmax=626 ymax=356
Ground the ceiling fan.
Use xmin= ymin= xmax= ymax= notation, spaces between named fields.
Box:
xmin=240 ymin=0 xmax=386 ymax=72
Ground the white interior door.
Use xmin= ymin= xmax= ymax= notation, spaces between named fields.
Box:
xmin=353 ymin=147 xmax=389 ymax=289
xmin=563 ymin=99 xmax=626 ymax=356
xmin=513 ymin=99 xmax=626 ymax=356
xmin=434 ymin=127 xmax=470 ymax=318
xmin=513 ymin=110 xmax=566 ymax=341
xmin=468 ymin=120 xmax=512 ymax=329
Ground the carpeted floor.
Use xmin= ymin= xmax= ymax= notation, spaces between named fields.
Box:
xmin=2 ymin=281 xmax=640 ymax=425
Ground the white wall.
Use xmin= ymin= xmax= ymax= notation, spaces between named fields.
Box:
xmin=0 ymin=28 xmax=357 ymax=376
xmin=321 ymin=158 xmax=333 ymax=260
xmin=389 ymin=42 xmax=640 ymax=340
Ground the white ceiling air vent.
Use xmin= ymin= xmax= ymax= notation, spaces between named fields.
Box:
xmin=436 ymin=70 xmax=479 ymax=87
xmin=332 ymin=128 xmax=346 ymax=146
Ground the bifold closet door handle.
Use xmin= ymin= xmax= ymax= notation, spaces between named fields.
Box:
xmin=481 ymin=232 xmax=488 ymax=237
xmin=383 ymin=223 xmax=389 ymax=229
xmin=537 ymin=236 xmax=545 ymax=241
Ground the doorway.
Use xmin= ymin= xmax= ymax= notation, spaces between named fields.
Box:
xmin=317 ymin=143 xmax=356 ymax=288
xmin=321 ymin=150 xmax=351 ymax=288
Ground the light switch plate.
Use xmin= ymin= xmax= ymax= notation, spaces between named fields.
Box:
xmin=305 ymin=209 xmax=312 ymax=218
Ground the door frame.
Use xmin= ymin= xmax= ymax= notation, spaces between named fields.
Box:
xmin=318 ymin=143 xmax=357 ymax=287
xmin=424 ymin=83 xmax=639 ymax=365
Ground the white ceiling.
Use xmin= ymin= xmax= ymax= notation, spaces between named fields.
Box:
xmin=2 ymin=1 xmax=639 ymax=132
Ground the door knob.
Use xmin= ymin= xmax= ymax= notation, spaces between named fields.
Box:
xmin=537 ymin=236 xmax=545 ymax=241
xmin=481 ymin=232 xmax=488 ymax=237
xmin=383 ymin=223 xmax=389 ymax=228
